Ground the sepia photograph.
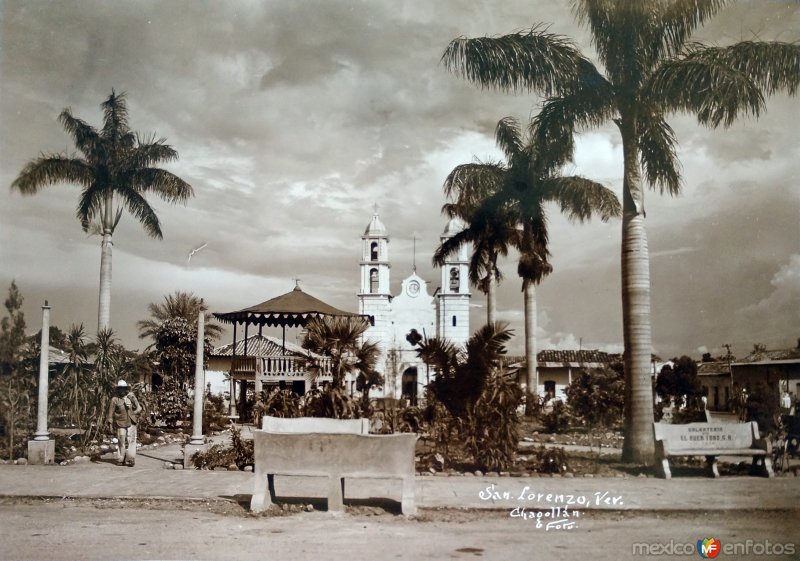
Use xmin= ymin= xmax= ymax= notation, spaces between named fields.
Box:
xmin=1 ymin=1 xmax=798 ymax=559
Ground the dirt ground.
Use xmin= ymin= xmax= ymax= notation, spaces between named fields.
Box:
xmin=0 ymin=498 xmax=796 ymax=561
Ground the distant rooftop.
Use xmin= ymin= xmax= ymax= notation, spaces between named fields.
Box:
xmin=211 ymin=334 xmax=321 ymax=359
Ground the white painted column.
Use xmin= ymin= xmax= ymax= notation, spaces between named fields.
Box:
xmin=34 ymin=301 xmax=51 ymax=441
xmin=190 ymin=304 xmax=205 ymax=445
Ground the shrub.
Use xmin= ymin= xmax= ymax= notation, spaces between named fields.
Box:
xmin=564 ymin=365 xmax=625 ymax=430
xmin=528 ymin=445 xmax=569 ymax=474
xmin=190 ymin=426 xmax=253 ymax=470
xmin=541 ymin=400 xmax=570 ymax=433
xmin=464 ymin=372 xmax=522 ymax=472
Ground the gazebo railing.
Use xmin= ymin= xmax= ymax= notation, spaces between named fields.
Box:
xmin=230 ymin=355 xmax=332 ymax=379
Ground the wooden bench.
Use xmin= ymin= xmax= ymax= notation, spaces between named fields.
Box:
xmin=653 ymin=421 xmax=773 ymax=479
xmin=250 ymin=417 xmax=417 ymax=515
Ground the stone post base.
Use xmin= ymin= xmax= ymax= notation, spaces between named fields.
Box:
xmin=184 ymin=443 xmax=208 ymax=469
xmin=27 ymin=439 xmax=55 ymax=465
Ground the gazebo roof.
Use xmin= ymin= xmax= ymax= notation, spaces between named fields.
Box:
xmin=213 ymin=285 xmax=372 ymax=328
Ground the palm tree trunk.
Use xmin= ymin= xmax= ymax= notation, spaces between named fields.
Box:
xmin=97 ymin=192 xmax=114 ymax=331
xmin=523 ymin=279 xmax=537 ymax=396
xmin=486 ymin=274 xmax=497 ymax=325
xmin=619 ymin=120 xmax=655 ymax=464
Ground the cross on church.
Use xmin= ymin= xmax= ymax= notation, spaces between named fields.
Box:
xmin=411 ymin=234 xmax=419 ymax=273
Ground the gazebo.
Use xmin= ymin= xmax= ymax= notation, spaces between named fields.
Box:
xmin=213 ymin=283 xmax=373 ymax=419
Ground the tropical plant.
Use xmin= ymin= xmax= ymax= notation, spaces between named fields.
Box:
xmin=416 ymin=323 xmax=523 ymax=471
xmin=49 ymin=324 xmax=92 ymax=434
xmin=150 ymin=316 xmax=213 ymax=388
xmin=465 ymin=371 xmax=523 ymax=472
xmin=137 ymin=291 xmax=222 ymax=342
xmin=302 ymin=316 xmax=378 ymax=389
xmin=11 ymin=91 xmax=193 ymax=331
xmin=564 ymin=364 xmax=625 ymax=457
xmin=442 ymin=2 xmax=800 ymax=462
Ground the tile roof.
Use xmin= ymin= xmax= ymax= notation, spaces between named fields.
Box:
xmin=735 ymin=346 xmax=800 ymax=364
xmin=697 ymin=361 xmax=731 ymax=376
xmin=211 ymin=334 xmax=319 ymax=358
xmin=504 ymin=350 xmax=614 ymax=367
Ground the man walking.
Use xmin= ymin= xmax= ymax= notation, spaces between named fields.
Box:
xmin=106 ymin=380 xmax=142 ymax=467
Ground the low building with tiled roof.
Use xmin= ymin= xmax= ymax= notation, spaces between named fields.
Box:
xmin=502 ymin=349 xmax=616 ymax=399
xmin=731 ymin=340 xmax=800 ymax=407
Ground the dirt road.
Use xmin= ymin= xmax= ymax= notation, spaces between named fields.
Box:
xmin=0 ymin=499 xmax=796 ymax=561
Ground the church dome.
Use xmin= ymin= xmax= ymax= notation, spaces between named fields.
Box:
xmin=442 ymin=217 xmax=464 ymax=236
xmin=364 ymin=213 xmax=387 ymax=236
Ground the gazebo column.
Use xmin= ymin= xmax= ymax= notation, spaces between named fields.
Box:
xmin=229 ymin=323 xmax=238 ymax=419
xmin=255 ymin=324 xmax=263 ymax=396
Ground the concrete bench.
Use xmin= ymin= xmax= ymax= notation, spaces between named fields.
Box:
xmin=653 ymin=421 xmax=773 ymax=479
xmin=250 ymin=417 xmax=417 ymax=515
xmin=261 ymin=415 xmax=369 ymax=434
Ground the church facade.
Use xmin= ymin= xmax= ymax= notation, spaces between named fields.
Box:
xmin=357 ymin=212 xmax=471 ymax=402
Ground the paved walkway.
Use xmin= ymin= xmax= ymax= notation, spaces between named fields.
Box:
xmin=1 ymin=431 xmax=798 ymax=513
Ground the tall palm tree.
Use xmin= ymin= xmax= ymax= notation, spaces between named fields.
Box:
xmin=11 ymin=91 xmax=193 ymax=332
xmin=137 ymin=291 xmax=222 ymax=343
xmin=434 ymin=163 xmax=520 ymax=326
xmin=442 ymin=1 xmax=800 ymax=463
xmin=442 ymin=117 xmax=620 ymax=400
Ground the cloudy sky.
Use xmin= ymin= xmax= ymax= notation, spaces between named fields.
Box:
xmin=1 ymin=0 xmax=798 ymax=360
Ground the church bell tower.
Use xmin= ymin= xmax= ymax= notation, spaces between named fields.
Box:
xmin=437 ymin=217 xmax=470 ymax=347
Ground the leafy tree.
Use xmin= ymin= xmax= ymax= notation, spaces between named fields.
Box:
xmin=11 ymin=91 xmax=193 ymax=331
xmin=442 ymin=1 xmax=800 ymax=462
xmin=564 ymin=364 xmax=625 ymax=457
xmin=151 ymin=317 xmax=213 ymax=388
xmin=655 ymin=356 xmax=702 ymax=410
xmin=0 ymin=282 xmax=34 ymax=458
xmin=565 ymin=364 xmax=625 ymax=430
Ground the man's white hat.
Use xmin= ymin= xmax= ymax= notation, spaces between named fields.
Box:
xmin=116 ymin=380 xmax=128 ymax=388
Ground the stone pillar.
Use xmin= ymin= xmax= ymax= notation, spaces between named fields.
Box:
xmin=185 ymin=305 xmax=208 ymax=467
xmin=28 ymin=301 xmax=54 ymax=464
xmin=228 ymin=375 xmax=237 ymax=418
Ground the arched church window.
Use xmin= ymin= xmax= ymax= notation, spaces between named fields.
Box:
xmin=449 ymin=267 xmax=459 ymax=291
xmin=452 ymin=315 xmax=457 ymax=327
xmin=369 ymin=269 xmax=378 ymax=293
xmin=370 ymin=242 xmax=379 ymax=261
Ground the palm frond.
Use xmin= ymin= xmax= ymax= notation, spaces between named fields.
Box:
xmin=11 ymin=157 xmax=94 ymax=195
xmin=76 ymin=181 xmax=106 ymax=232
xmin=128 ymin=168 xmax=194 ymax=203
xmin=532 ymin=71 xmax=615 ymax=169
xmin=58 ymin=110 xmax=102 ymax=158
xmin=442 ymin=162 xmax=505 ymax=208
xmin=442 ymin=26 xmax=587 ymax=96
xmin=541 ymin=176 xmax=621 ymax=222
xmin=117 ymin=188 xmax=163 ymax=239
xmin=656 ymin=0 xmax=731 ymax=59
xmin=637 ymin=111 xmax=682 ymax=195
xmin=694 ymin=41 xmax=800 ymax=96
xmin=571 ymin=0 xmax=657 ymax=85
xmin=101 ymin=90 xmax=129 ymax=142
xmin=643 ymin=45 xmax=766 ymax=128
xmin=494 ymin=117 xmax=523 ymax=160
xmin=128 ymin=137 xmax=180 ymax=168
